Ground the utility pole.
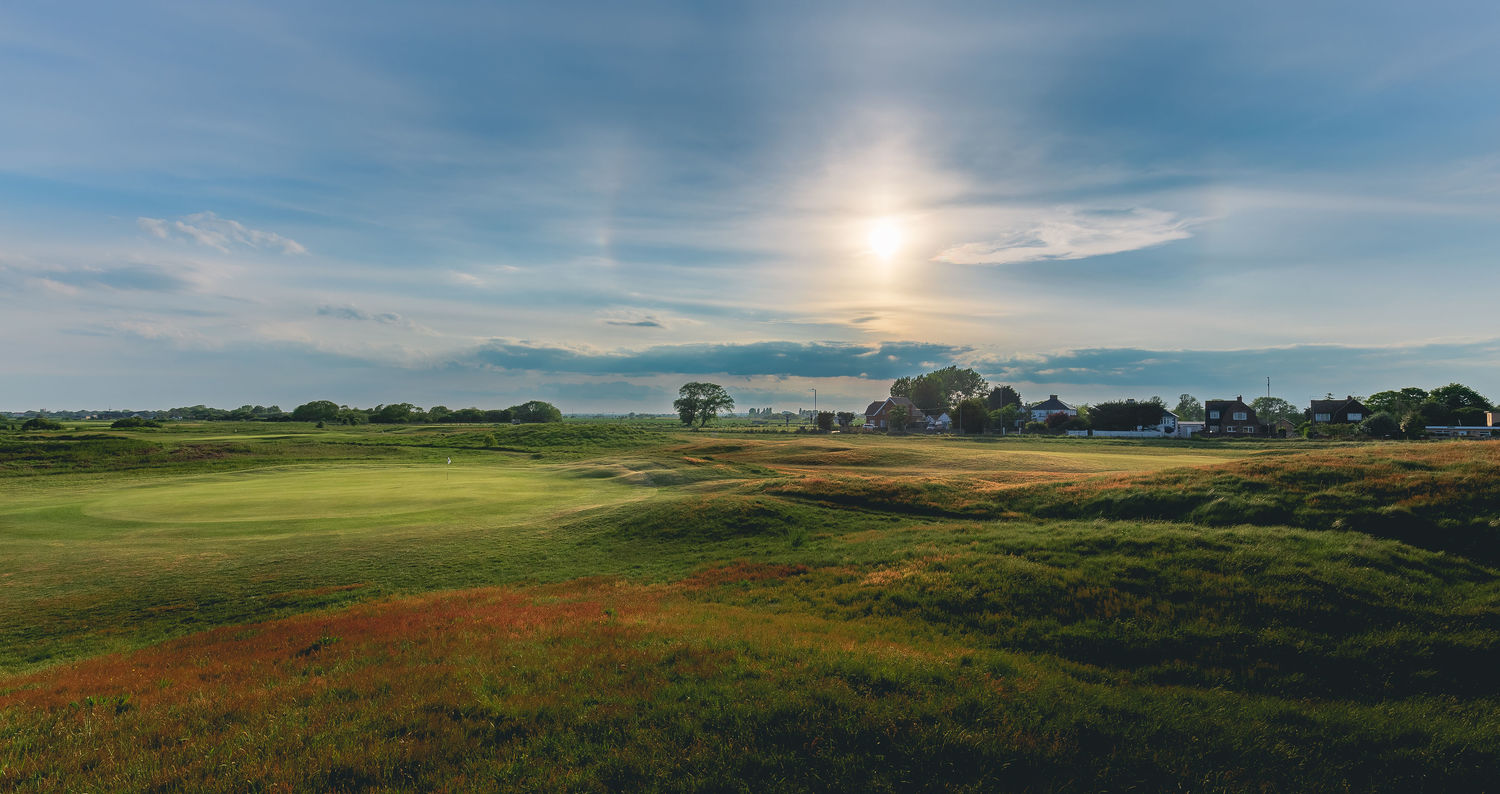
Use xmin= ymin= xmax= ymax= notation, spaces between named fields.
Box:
xmin=809 ymin=387 xmax=817 ymax=414
xmin=1267 ymin=376 xmax=1271 ymax=399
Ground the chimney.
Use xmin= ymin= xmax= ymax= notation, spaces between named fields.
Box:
xmin=1050 ymin=394 xmax=1058 ymax=400
xmin=1236 ymin=395 xmax=1242 ymax=402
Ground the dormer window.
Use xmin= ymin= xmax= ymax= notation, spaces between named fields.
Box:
xmin=1233 ymin=412 xmax=1247 ymax=421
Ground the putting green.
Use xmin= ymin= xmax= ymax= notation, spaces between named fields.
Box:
xmin=81 ymin=465 xmax=587 ymax=524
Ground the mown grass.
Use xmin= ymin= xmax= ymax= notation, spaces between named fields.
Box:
xmin=1 ymin=425 xmax=1497 ymax=790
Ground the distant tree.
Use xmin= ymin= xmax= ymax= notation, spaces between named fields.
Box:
xmin=1428 ymin=383 xmax=1493 ymax=412
xmin=835 ymin=411 xmax=855 ymax=429
xmin=910 ymin=376 xmax=946 ymax=413
xmin=335 ymin=407 xmax=369 ymax=426
xmin=673 ymin=383 xmax=734 ymax=430
xmin=291 ymin=400 xmax=341 ymax=423
xmin=21 ymin=417 xmax=62 ymax=431
xmin=891 ymin=367 xmax=989 ymax=412
xmin=955 ymin=397 xmax=988 ymax=434
xmin=1023 ymin=420 xmax=1047 ymax=434
xmin=110 ymin=417 xmax=161 ymax=429
xmin=484 ymin=409 xmax=514 ymax=423
xmin=986 ymin=385 xmax=1023 ymax=410
xmin=888 ymin=405 xmax=910 ymax=434
xmin=1250 ymin=396 xmax=1299 ymax=427
xmin=509 ymin=400 xmax=563 ymax=424
xmin=1044 ymin=411 xmax=1074 ymax=432
xmin=1360 ymin=412 xmax=1400 ymax=438
xmin=1417 ymin=401 xmax=1454 ymax=427
xmin=1089 ymin=400 xmax=1170 ymax=431
xmin=1365 ymin=388 xmax=1428 ymax=416
xmin=370 ymin=403 xmax=416 ymax=424
xmin=426 ymin=405 xmax=452 ymax=423
xmin=815 ymin=411 xmax=835 ymax=432
xmin=1173 ymin=394 xmax=1205 ymax=421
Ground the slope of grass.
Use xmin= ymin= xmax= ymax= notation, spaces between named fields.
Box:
xmin=2 ymin=576 xmax=1495 ymax=793
xmin=2 ymin=428 xmax=1498 ymax=790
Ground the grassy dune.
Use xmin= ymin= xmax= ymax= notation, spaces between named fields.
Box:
xmin=1 ymin=425 xmax=1497 ymax=791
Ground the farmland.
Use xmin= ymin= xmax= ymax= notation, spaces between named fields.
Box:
xmin=1 ymin=423 xmax=1497 ymax=791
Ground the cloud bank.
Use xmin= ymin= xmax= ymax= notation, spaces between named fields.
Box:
xmin=472 ymin=340 xmax=968 ymax=379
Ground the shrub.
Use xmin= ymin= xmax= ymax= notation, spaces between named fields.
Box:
xmin=21 ymin=417 xmax=62 ymax=431
xmin=1359 ymin=412 xmax=1400 ymax=438
xmin=110 ymin=417 xmax=161 ymax=429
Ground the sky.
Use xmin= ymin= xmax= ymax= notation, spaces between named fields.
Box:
xmin=4 ymin=1 xmax=1499 ymax=414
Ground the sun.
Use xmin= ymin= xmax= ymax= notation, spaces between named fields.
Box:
xmin=867 ymin=217 xmax=903 ymax=261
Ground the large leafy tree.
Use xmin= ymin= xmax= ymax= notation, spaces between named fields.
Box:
xmin=1428 ymin=383 xmax=1492 ymax=412
xmin=1249 ymin=396 xmax=1299 ymax=427
xmin=890 ymin=366 xmax=989 ymax=414
xmin=987 ymin=385 xmax=1023 ymax=410
xmin=291 ymin=400 xmax=340 ymax=423
xmin=1172 ymin=393 xmax=1205 ymax=421
xmin=954 ymin=397 xmax=989 ymax=433
xmin=1365 ymin=387 xmax=1429 ymax=416
xmin=1089 ymin=400 xmax=1170 ymax=431
xmin=509 ymin=400 xmax=562 ymax=423
xmin=673 ymin=382 xmax=734 ymax=429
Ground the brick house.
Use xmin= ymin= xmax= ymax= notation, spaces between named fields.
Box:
xmin=1307 ymin=396 xmax=1370 ymax=425
xmin=864 ymin=396 xmax=926 ymax=431
xmin=1204 ymin=396 xmax=1260 ymax=435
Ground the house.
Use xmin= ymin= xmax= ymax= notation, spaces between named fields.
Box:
xmin=1308 ymin=396 xmax=1370 ymax=425
xmin=923 ymin=412 xmax=952 ymax=432
xmin=1027 ymin=394 xmax=1077 ymax=424
xmin=864 ymin=396 xmax=926 ymax=431
xmin=1204 ymin=396 xmax=1260 ymax=435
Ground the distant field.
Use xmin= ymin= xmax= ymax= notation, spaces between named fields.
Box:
xmin=1 ymin=422 xmax=1496 ymax=791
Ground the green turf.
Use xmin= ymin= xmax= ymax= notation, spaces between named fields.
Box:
xmin=1 ymin=422 xmax=1496 ymax=791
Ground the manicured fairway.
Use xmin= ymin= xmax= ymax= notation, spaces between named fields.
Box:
xmin=0 ymin=458 xmax=653 ymax=671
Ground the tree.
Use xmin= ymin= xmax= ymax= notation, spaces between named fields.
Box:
xmin=291 ymin=400 xmax=341 ymax=423
xmin=990 ymin=404 xmax=1022 ymax=434
xmin=815 ymin=411 xmax=835 ymax=432
xmin=21 ymin=417 xmax=62 ymax=431
xmin=910 ymin=376 xmax=945 ymax=413
xmin=509 ymin=400 xmax=563 ymax=423
xmin=1172 ymin=394 xmax=1205 ymax=421
xmin=890 ymin=366 xmax=989 ymax=412
xmin=1249 ymin=396 xmax=1299 ymax=427
xmin=110 ymin=417 xmax=161 ymax=428
xmin=1045 ymin=411 xmax=1074 ymax=432
xmin=1428 ymin=383 xmax=1493 ymax=412
xmin=673 ymin=383 xmax=734 ymax=430
xmin=1360 ymin=412 xmax=1400 ymax=438
xmin=370 ymin=403 xmax=416 ymax=424
xmin=1366 ymin=387 xmax=1428 ymax=416
xmin=888 ymin=405 xmax=910 ymax=434
xmin=1089 ymin=399 xmax=1169 ymax=431
xmin=835 ymin=411 xmax=855 ymax=429
xmin=987 ymin=385 xmax=1022 ymax=410
xmin=955 ymin=397 xmax=988 ymax=434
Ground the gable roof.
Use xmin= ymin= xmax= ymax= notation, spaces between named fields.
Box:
xmin=1028 ymin=394 xmax=1073 ymax=412
xmin=863 ymin=400 xmax=885 ymax=417
xmin=1310 ymin=396 xmax=1368 ymax=416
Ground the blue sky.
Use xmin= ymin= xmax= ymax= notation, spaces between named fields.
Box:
xmin=4 ymin=1 xmax=1499 ymax=413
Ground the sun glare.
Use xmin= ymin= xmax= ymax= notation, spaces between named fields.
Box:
xmin=867 ymin=218 xmax=902 ymax=261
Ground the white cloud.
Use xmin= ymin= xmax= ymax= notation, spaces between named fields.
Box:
xmin=136 ymin=212 xmax=307 ymax=255
xmin=934 ymin=207 xmax=1192 ymax=266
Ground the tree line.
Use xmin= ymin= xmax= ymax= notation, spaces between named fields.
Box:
xmin=7 ymin=400 xmax=564 ymax=427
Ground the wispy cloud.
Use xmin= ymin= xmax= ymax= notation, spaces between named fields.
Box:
xmin=137 ymin=212 xmax=307 ymax=255
xmin=471 ymin=340 xmax=969 ymax=379
xmin=935 ymin=207 xmax=1192 ymax=266
xmin=315 ymin=303 xmax=435 ymax=335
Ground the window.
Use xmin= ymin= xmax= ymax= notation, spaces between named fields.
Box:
xmin=1348 ymin=413 xmax=1362 ymax=421
xmin=1233 ymin=411 xmax=1247 ymax=421
xmin=1208 ymin=410 xmax=1220 ymax=419
xmin=1314 ymin=412 xmax=1331 ymax=422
